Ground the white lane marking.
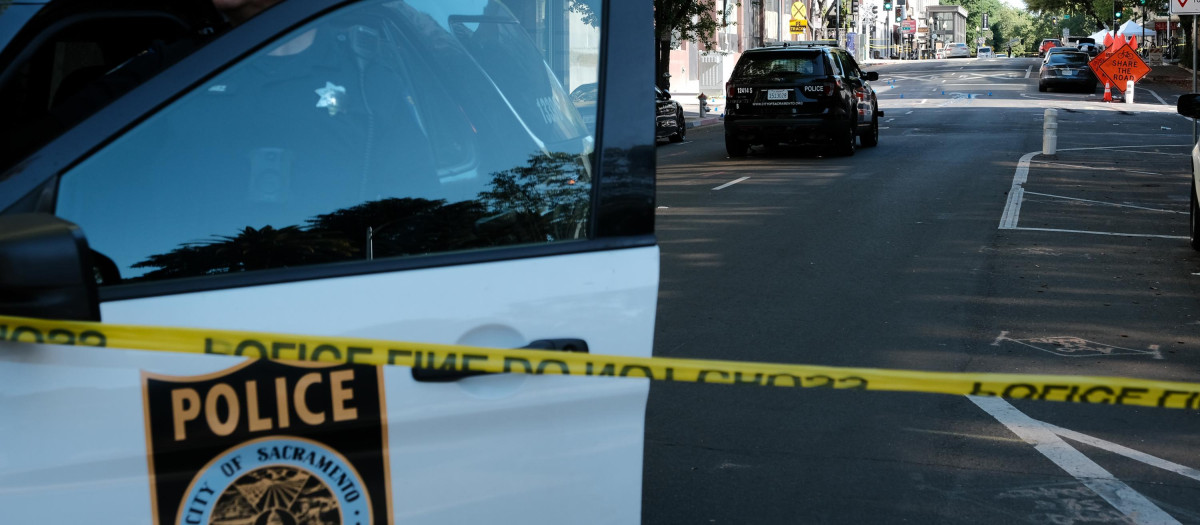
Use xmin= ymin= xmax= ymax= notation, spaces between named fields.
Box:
xmin=1042 ymin=423 xmax=1200 ymax=483
xmin=969 ymin=396 xmax=1182 ymax=525
xmin=1024 ymin=66 xmax=1032 ymax=79
xmin=905 ymin=110 xmax=913 ymax=115
xmin=1030 ymin=160 xmax=1167 ymax=176
xmin=712 ymin=177 xmax=750 ymax=191
xmin=1102 ymin=148 xmax=1189 ymax=157
xmin=998 ymin=144 xmax=1190 ymax=231
xmin=998 ymin=151 xmax=1037 ymax=229
xmin=919 ymin=99 xmax=928 ymax=104
xmin=1023 ymin=191 xmax=1186 ymax=214
xmin=942 ymin=84 xmax=1022 ymax=87
xmin=1142 ymin=88 xmax=1168 ymax=106
xmin=931 ymin=86 xmax=938 ymax=91
xmin=1007 ymin=226 xmax=1188 ymax=240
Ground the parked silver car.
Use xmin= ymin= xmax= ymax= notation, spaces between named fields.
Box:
xmin=943 ymin=42 xmax=970 ymax=58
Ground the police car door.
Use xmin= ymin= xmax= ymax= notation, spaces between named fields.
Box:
xmin=0 ymin=1 xmax=657 ymax=523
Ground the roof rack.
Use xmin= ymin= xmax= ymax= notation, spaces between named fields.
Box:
xmin=758 ymin=40 xmax=838 ymax=49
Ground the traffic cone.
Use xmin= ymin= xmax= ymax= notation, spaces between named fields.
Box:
xmin=1102 ymin=82 xmax=1112 ymax=102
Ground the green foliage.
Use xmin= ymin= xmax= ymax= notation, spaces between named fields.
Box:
xmin=654 ymin=0 xmax=736 ymax=88
xmin=654 ymin=0 xmax=734 ymax=48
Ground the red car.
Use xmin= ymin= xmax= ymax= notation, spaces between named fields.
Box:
xmin=1039 ymin=38 xmax=1062 ymax=57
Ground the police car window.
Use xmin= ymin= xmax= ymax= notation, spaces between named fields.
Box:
xmin=826 ymin=52 xmax=842 ymax=76
xmin=837 ymin=52 xmax=859 ymax=79
xmin=54 ymin=0 xmax=600 ymax=285
xmin=731 ymin=53 xmax=825 ymax=79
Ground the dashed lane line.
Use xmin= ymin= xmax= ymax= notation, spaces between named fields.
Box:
xmin=712 ymin=177 xmax=750 ymax=191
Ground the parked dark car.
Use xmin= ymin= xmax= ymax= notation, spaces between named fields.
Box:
xmin=723 ymin=42 xmax=882 ymax=157
xmin=656 ymin=86 xmax=685 ymax=143
xmin=1039 ymin=51 xmax=1097 ymax=92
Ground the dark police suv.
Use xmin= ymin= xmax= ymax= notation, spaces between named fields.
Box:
xmin=723 ymin=42 xmax=882 ymax=157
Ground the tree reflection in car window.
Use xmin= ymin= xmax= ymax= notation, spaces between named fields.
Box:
xmin=54 ymin=0 xmax=598 ymax=284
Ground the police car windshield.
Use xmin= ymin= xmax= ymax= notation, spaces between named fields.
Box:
xmin=732 ymin=52 xmax=827 ymax=80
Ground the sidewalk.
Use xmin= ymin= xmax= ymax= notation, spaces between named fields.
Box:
xmin=672 ymin=96 xmax=723 ymax=130
xmin=1144 ymin=63 xmax=1195 ymax=90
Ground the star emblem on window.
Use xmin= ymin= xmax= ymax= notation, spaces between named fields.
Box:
xmin=315 ymin=82 xmax=346 ymax=115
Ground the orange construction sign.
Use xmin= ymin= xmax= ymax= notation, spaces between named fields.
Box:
xmin=1090 ymin=45 xmax=1150 ymax=93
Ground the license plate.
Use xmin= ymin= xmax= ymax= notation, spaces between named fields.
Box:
xmin=1063 ymin=69 xmax=1078 ymax=76
xmin=767 ymin=89 xmax=789 ymax=100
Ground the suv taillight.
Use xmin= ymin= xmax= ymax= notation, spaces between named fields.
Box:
xmin=727 ymin=83 xmax=735 ymax=98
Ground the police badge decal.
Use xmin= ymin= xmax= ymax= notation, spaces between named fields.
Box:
xmin=142 ymin=360 xmax=392 ymax=525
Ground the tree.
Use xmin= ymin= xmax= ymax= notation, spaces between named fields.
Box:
xmin=654 ymin=0 xmax=735 ymax=90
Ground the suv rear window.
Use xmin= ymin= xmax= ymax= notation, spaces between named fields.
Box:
xmin=731 ymin=52 xmax=827 ymax=80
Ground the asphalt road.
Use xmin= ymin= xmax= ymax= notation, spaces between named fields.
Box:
xmin=643 ymin=57 xmax=1200 ymax=524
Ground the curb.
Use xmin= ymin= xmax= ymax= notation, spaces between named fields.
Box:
xmin=685 ymin=116 xmax=720 ymax=129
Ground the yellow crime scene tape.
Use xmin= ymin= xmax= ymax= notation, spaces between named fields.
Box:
xmin=2 ymin=314 xmax=1198 ymax=410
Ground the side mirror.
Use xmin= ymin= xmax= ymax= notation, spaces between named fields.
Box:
xmin=1178 ymin=94 xmax=1200 ymax=119
xmin=0 ymin=214 xmax=100 ymax=321
xmin=864 ymin=71 xmax=879 ymax=81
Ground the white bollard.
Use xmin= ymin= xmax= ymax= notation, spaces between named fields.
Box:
xmin=1043 ymin=108 xmax=1058 ymax=156
xmin=1125 ymin=80 xmax=1135 ymax=104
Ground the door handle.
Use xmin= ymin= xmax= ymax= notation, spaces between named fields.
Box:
xmin=412 ymin=338 xmax=589 ymax=382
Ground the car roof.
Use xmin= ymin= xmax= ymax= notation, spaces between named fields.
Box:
xmin=745 ymin=43 xmax=837 ymax=53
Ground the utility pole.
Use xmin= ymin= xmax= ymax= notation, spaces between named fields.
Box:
xmin=836 ymin=0 xmax=842 ymax=45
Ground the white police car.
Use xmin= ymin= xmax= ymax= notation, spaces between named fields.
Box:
xmin=0 ymin=0 xmax=659 ymax=523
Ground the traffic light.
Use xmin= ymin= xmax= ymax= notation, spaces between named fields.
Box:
xmin=1115 ymin=2 xmax=1123 ymax=17
xmin=895 ymin=14 xmax=902 ymax=22
xmin=982 ymin=13 xmax=989 ymax=28
xmin=884 ymin=0 xmax=892 ymax=10
xmin=1138 ymin=0 xmax=1145 ymax=5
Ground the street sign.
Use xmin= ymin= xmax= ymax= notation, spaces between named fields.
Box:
xmin=1092 ymin=45 xmax=1151 ymax=92
xmin=791 ymin=1 xmax=806 ymax=18
xmin=900 ymin=19 xmax=917 ymax=34
xmin=1171 ymin=0 xmax=1200 ymax=15
xmin=790 ymin=1 xmax=807 ymax=34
